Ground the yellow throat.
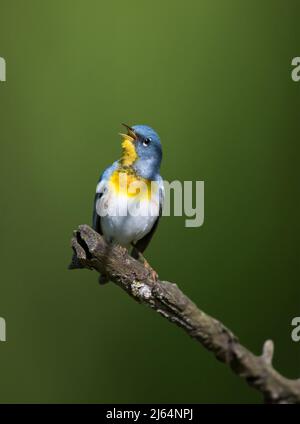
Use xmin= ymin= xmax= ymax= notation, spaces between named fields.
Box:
xmin=120 ymin=135 xmax=138 ymax=167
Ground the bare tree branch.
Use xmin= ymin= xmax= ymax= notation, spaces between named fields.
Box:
xmin=69 ymin=224 xmax=300 ymax=404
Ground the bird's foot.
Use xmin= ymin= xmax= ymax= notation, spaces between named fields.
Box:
xmin=138 ymin=253 xmax=159 ymax=281
xmin=146 ymin=264 xmax=159 ymax=282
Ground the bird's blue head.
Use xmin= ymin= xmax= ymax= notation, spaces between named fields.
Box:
xmin=119 ymin=124 xmax=162 ymax=179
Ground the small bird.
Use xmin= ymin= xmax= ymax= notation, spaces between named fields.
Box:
xmin=92 ymin=124 xmax=164 ymax=278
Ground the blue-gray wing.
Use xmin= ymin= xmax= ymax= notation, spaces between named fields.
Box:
xmin=92 ymin=192 xmax=103 ymax=234
xmin=132 ymin=177 xmax=164 ymax=257
xmin=92 ymin=161 xmax=118 ymax=234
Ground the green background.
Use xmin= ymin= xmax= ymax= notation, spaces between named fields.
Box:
xmin=0 ymin=0 xmax=299 ymax=403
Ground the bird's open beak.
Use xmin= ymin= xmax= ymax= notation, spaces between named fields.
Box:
xmin=119 ymin=123 xmax=137 ymax=142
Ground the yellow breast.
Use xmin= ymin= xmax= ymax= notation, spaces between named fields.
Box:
xmin=109 ymin=170 xmax=153 ymax=199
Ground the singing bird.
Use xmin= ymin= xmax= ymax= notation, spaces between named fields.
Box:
xmin=92 ymin=124 xmax=164 ymax=273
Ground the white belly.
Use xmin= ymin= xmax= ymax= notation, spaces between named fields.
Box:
xmin=99 ymin=191 xmax=160 ymax=246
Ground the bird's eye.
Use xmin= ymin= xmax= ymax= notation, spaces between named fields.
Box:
xmin=143 ymin=137 xmax=151 ymax=147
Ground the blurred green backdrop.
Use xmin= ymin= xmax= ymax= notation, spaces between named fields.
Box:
xmin=0 ymin=0 xmax=299 ymax=403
